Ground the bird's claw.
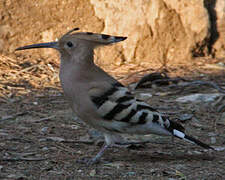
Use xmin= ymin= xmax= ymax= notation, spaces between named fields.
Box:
xmin=76 ymin=157 xmax=100 ymax=165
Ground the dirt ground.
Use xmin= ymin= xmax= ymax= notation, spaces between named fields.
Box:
xmin=0 ymin=53 xmax=225 ymax=179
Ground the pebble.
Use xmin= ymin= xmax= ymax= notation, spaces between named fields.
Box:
xmin=0 ymin=132 xmax=9 ymax=136
xmin=33 ymin=101 xmax=38 ymax=105
xmin=179 ymin=114 xmax=193 ymax=121
xmin=176 ymin=93 xmax=222 ymax=103
xmin=210 ymin=137 xmax=216 ymax=144
xmin=126 ymin=171 xmax=136 ymax=176
xmin=46 ymin=137 xmax=65 ymax=142
xmin=40 ymin=127 xmax=48 ymax=134
xmin=71 ymin=124 xmax=80 ymax=129
xmin=89 ymin=169 xmax=96 ymax=176
xmin=42 ymin=147 xmax=49 ymax=151
xmin=217 ymin=62 xmax=225 ymax=67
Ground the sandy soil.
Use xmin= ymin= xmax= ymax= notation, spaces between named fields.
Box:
xmin=0 ymin=53 xmax=225 ymax=179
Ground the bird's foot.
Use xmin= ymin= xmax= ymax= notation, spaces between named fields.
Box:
xmin=77 ymin=144 xmax=110 ymax=165
xmin=77 ymin=157 xmax=101 ymax=165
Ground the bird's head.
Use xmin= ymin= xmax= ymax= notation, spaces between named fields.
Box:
xmin=16 ymin=28 xmax=127 ymax=62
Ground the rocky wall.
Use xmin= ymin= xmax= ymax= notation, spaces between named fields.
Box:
xmin=0 ymin=0 xmax=224 ymax=66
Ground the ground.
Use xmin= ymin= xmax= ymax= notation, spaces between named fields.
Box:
xmin=0 ymin=54 xmax=225 ymax=179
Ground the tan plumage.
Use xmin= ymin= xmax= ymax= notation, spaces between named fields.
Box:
xmin=16 ymin=28 xmax=214 ymax=164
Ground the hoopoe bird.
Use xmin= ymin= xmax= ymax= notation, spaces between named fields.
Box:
xmin=16 ymin=28 xmax=214 ymax=164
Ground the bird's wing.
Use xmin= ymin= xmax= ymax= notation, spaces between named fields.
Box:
xmin=89 ymin=82 xmax=183 ymax=132
xmin=89 ymin=82 xmax=214 ymax=150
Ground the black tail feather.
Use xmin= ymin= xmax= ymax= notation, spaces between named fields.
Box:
xmin=184 ymin=134 xmax=215 ymax=150
xmin=166 ymin=120 xmax=214 ymax=150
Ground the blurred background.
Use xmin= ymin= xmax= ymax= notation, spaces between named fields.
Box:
xmin=0 ymin=0 xmax=224 ymax=67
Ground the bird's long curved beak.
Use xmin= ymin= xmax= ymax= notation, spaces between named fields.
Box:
xmin=15 ymin=42 xmax=58 ymax=51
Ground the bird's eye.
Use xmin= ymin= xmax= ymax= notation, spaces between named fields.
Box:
xmin=67 ymin=41 xmax=73 ymax=48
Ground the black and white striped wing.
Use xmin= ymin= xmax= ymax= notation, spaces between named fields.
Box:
xmin=90 ymin=83 xmax=171 ymax=128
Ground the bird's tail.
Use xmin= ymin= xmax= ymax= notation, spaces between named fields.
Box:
xmin=168 ymin=120 xmax=214 ymax=150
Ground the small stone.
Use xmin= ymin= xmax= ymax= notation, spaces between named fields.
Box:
xmin=33 ymin=101 xmax=38 ymax=105
xmin=208 ymin=132 xmax=217 ymax=136
xmin=217 ymin=62 xmax=225 ymax=67
xmin=176 ymin=93 xmax=222 ymax=103
xmin=155 ymin=92 xmax=170 ymax=96
xmin=0 ymin=132 xmax=9 ymax=136
xmin=7 ymin=173 xmax=26 ymax=179
xmin=89 ymin=169 xmax=96 ymax=176
xmin=42 ymin=147 xmax=49 ymax=151
xmin=39 ymin=138 xmax=46 ymax=142
xmin=71 ymin=124 xmax=79 ymax=129
xmin=214 ymin=146 xmax=225 ymax=151
xmin=47 ymin=63 xmax=54 ymax=71
xmin=126 ymin=171 xmax=136 ymax=176
xmin=210 ymin=137 xmax=216 ymax=144
xmin=48 ymin=170 xmax=63 ymax=175
xmin=104 ymin=162 xmax=124 ymax=168
xmin=46 ymin=137 xmax=65 ymax=142
xmin=24 ymin=145 xmax=31 ymax=150
xmin=179 ymin=114 xmax=193 ymax=121
xmin=40 ymin=127 xmax=48 ymax=134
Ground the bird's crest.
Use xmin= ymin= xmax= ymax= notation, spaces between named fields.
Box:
xmin=61 ymin=27 xmax=127 ymax=45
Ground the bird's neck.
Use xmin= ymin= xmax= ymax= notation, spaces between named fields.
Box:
xmin=59 ymin=51 xmax=101 ymax=85
xmin=60 ymin=50 xmax=95 ymax=67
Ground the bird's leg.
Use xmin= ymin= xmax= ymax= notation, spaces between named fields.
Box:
xmin=88 ymin=143 xmax=110 ymax=165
